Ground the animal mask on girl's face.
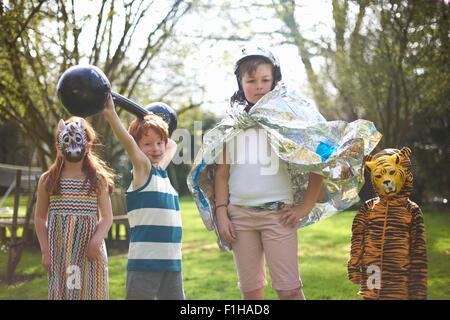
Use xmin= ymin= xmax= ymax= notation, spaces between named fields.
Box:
xmin=365 ymin=147 xmax=411 ymax=198
xmin=57 ymin=118 xmax=88 ymax=162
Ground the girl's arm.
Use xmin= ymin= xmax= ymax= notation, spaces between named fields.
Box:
xmin=102 ymin=94 xmax=150 ymax=173
xmin=214 ymin=146 xmax=236 ymax=244
xmin=87 ymin=182 xmax=113 ymax=260
xmin=34 ymin=174 xmax=50 ymax=271
xmin=280 ymin=172 xmax=323 ymax=227
xmin=158 ymin=138 xmax=177 ymax=170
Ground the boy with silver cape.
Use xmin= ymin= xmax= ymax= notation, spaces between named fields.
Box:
xmin=187 ymin=81 xmax=381 ymax=251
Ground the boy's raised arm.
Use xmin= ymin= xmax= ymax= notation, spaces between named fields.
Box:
xmin=158 ymin=138 xmax=177 ymax=170
xmin=102 ymin=94 xmax=149 ymax=171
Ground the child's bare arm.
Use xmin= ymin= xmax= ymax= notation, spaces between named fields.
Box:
xmin=94 ymin=183 xmax=113 ymax=240
xmin=158 ymin=138 xmax=177 ymax=170
xmin=102 ymin=94 xmax=150 ymax=172
xmin=34 ymin=173 xmax=50 ymax=270
xmin=88 ymin=183 xmax=113 ymax=260
xmin=215 ymin=146 xmax=231 ymax=209
xmin=302 ymin=172 xmax=323 ymax=210
xmin=280 ymin=172 xmax=323 ymax=227
xmin=214 ymin=147 xmax=236 ymax=244
xmin=215 ymin=163 xmax=230 ymax=210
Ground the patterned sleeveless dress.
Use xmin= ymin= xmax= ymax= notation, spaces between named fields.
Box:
xmin=47 ymin=179 xmax=108 ymax=300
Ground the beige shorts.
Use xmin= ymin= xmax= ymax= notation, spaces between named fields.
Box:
xmin=228 ymin=204 xmax=303 ymax=293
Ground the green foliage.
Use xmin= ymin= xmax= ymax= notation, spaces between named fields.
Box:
xmin=0 ymin=0 xmax=195 ymax=170
xmin=274 ymin=0 xmax=450 ymax=202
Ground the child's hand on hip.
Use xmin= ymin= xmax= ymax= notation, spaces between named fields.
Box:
xmin=216 ymin=207 xmax=236 ymax=245
xmin=279 ymin=204 xmax=312 ymax=228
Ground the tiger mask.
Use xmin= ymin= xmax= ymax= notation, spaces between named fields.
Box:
xmin=365 ymin=147 xmax=411 ymax=198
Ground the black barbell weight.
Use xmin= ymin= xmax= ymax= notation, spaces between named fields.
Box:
xmin=56 ymin=65 xmax=177 ymax=134
xmin=145 ymin=102 xmax=178 ymax=137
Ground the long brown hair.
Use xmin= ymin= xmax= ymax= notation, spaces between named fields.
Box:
xmin=44 ymin=116 xmax=115 ymax=195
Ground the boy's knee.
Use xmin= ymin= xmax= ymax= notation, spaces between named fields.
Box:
xmin=276 ymin=288 xmax=302 ymax=300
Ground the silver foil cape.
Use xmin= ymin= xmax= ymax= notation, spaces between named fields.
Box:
xmin=187 ymin=83 xmax=382 ymax=251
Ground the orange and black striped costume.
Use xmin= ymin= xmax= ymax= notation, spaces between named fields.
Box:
xmin=348 ymin=147 xmax=427 ymax=299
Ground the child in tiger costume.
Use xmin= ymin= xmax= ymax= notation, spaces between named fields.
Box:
xmin=348 ymin=147 xmax=427 ymax=300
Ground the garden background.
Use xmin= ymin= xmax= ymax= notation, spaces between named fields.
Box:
xmin=0 ymin=0 xmax=449 ymax=300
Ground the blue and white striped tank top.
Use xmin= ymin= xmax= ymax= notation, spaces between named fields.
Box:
xmin=125 ymin=166 xmax=182 ymax=271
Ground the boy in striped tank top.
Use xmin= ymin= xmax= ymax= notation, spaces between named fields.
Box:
xmin=103 ymin=95 xmax=184 ymax=300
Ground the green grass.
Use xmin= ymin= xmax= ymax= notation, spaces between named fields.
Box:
xmin=0 ymin=196 xmax=449 ymax=300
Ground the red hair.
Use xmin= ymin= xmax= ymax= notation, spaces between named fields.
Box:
xmin=44 ymin=116 xmax=115 ymax=195
xmin=128 ymin=114 xmax=169 ymax=145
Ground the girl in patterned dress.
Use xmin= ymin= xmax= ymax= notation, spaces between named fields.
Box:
xmin=35 ymin=116 xmax=114 ymax=300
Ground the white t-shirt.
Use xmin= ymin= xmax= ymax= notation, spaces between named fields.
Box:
xmin=227 ymin=127 xmax=293 ymax=206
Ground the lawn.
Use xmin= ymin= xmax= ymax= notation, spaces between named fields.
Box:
xmin=0 ymin=196 xmax=449 ymax=300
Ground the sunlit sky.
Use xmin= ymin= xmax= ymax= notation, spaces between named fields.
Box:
xmin=75 ymin=0 xmax=334 ymax=116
